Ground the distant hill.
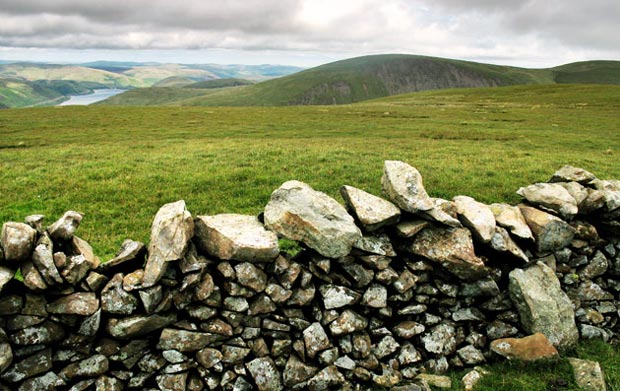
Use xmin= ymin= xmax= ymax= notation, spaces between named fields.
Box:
xmin=184 ymin=78 xmax=254 ymax=89
xmin=100 ymin=54 xmax=620 ymax=107
xmin=0 ymin=61 xmax=303 ymax=108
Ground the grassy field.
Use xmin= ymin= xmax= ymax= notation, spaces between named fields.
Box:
xmin=1 ymin=83 xmax=620 ymax=388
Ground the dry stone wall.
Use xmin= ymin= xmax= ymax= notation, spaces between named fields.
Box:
xmin=0 ymin=161 xmax=619 ymax=391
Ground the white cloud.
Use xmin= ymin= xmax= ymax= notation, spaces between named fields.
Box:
xmin=0 ymin=0 xmax=618 ymax=67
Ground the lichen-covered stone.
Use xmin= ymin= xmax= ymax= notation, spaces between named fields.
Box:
xmin=421 ymin=323 xmax=457 ymax=356
xmin=454 ymin=195 xmax=496 ymax=243
xmin=319 ymin=284 xmax=361 ymax=309
xmin=47 ymin=211 xmax=82 ymax=241
xmin=1 ymin=222 xmax=36 ymax=262
xmin=519 ymin=205 xmax=576 ymax=254
xmin=549 ymin=165 xmax=596 ymax=184
xmin=47 ymin=292 xmax=99 ymax=315
xmin=568 ymin=358 xmax=607 ymax=391
xmin=235 ymin=262 xmax=268 ymax=292
xmin=60 ymin=354 xmax=109 ymax=380
xmin=99 ymin=239 xmax=145 ymax=272
xmin=246 ymin=357 xmax=283 ymax=391
xmin=489 ymin=226 xmax=529 ymax=263
xmin=158 ymin=328 xmax=222 ymax=352
xmin=195 ymin=214 xmax=279 ymax=262
xmin=340 ymin=185 xmax=401 ymax=231
xmin=1 ymin=348 xmax=52 ymax=383
xmin=517 ymin=183 xmax=578 ymax=219
xmin=107 ymin=313 xmax=177 ymax=339
xmin=303 ymin=322 xmax=331 ymax=359
xmin=489 ymin=203 xmax=533 ymax=240
xmin=144 ymin=200 xmax=194 ymax=287
xmin=409 ymin=227 xmax=487 ymax=281
xmin=381 ymin=160 xmax=433 ymax=213
xmin=509 ymin=262 xmax=578 ymax=350
xmin=264 ymin=180 xmax=361 ymax=258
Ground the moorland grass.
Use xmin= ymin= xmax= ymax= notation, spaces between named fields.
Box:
xmin=1 ymin=83 xmax=620 ymax=388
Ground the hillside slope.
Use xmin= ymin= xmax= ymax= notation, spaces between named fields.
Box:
xmin=102 ymin=54 xmax=620 ymax=107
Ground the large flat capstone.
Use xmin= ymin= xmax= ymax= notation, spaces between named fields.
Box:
xmin=509 ymin=262 xmax=578 ymax=350
xmin=264 ymin=180 xmax=361 ymax=258
xmin=194 ymin=214 xmax=279 ymax=262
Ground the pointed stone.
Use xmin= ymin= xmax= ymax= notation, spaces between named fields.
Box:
xmin=1 ymin=348 xmax=52 ymax=383
xmin=394 ymin=219 xmax=429 ymax=238
xmin=22 ymin=261 xmax=48 ymax=291
xmin=454 ymin=196 xmax=496 ymax=243
xmin=195 ymin=214 xmax=279 ymax=262
xmin=70 ymin=236 xmax=101 ymax=269
xmin=144 ymin=200 xmax=194 ymax=287
xmin=246 ymin=357 xmax=283 ymax=391
xmin=517 ymin=183 xmax=578 ymax=219
xmin=381 ymin=160 xmax=433 ymax=212
xmin=509 ymin=262 xmax=578 ymax=350
xmin=319 ymin=285 xmax=361 ymax=309
xmin=417 ymin=198 xmax=462 ymax=228
xmin=519 ymin=205 xmax=576 ymax=254
xmin=340 ymin=185 xmax=401 ymax=231
xmin=61 ymin=255 xmax=91 ymax=285
xmin=107 ymin=313 xmax=177 ymax=339
xmin=47 ymin=211 xmax=82 ymax=241
xmin=549 ymin=165 xmax=596 ymax=184
xmin=489 ymin=203 xmax=533 ymax=240
xmin=489 ymin=227 xmax=529 ymax=263
xmin=353 ymin=233 xmax=396 ymax=256
xmin=264 ymin=180 xmax=361 ymax=258
xmin=283 ymin=354 xmax=319 ymax=388
xmin=99 ymin=239 xmax=145 ymax=272
xmin=32 ymin=235 xmax=63 ymax=285
xmin=303 ymin=323 xmax=331 ymax=359
xmin=1 ymin=222 xmax=36 ymax=262
xmin=409 ymin=226 xmax=487 ymax=281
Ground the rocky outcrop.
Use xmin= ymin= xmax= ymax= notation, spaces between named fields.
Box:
xmin=0 ymin=161 xmax=617 ymax=390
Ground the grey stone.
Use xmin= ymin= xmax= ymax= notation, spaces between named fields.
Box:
xmin=452 ymin=308 xmax=486 ymax=322
xmin=10 ymin=321 xmax=65 ymax=346
xmin=568 ymin=358 xmax=607 ymax=391
xmin=303 ymin=322 xmax=331 ymax=359
xmin=509 ymin=262 xmax=578 ymax=350
xmin=196 ymin=347 xmax=222 ymax=369
xmin=60 ymin=354 xmax=109 ymax=380
xmin=264 ymin=180 xmax=362 ymax=258
xmin=340 ymin=185 xmax=401 ymax=231
xmin=78 ymin=309 xmax=101 ymax=336
xmin=70 ymin=236 xmax=101 ymax=269
xmin=457 ymin=345 xmax=485 ymax=365
xmin=1 ymin=222 xmax=36 ymax=262
xmin=574 ymin=280 xmax=614 ymax=301
xmin=107 ymin=313 xmax=177 ymax=339
xmin=319 ymin=285 xmax=361 ymax=309
xmin=394 ymin=219 xmax=430 ymax=238
xmin=329 ymin=310 xmax=368 ymax=336
xmin=18 ymin=371 xmax=65 ymax=391
xmin=409 ymin=226 xmax=487 ymax=281
xmin=579 ymin=251 xmax=608 ymax=279
xmin=234 ymin=262 xmax=268 ymax=292
xmin=101 ymin=273 xmax=138 ymax=315
xmin=486 ymin=320 xmax=518 ymax=340
xmin=61 ymin=255 xmax=91 ymax=285
xmin=100 ymin=239 xmax=145 ymax=272
xmin=95 ymin=375 xmax=124 ymax=391
xmin=24 ymin=214 xmax=45 ymax=234
xmin=223 ymin=297 xmax=249 ymax=312
xmin=372 ymin=335 xmax=400 ymax=359
xmin=158 ymin=329 xmax=221 ymax=352
xmin=47 ymin=211 xmax=82 ymax=241
xmin=417 ymin=198 xmax=462 ymax=228
xmin=559 ymin=182 xmax=589 ymax=205
xmin=156 ymin=372 xmax=188 ymax=391
xmin=246 ymin=357 xmax=283 ymax=391
xmin=393 ymin=321 xmax=425 ymax=339
xmin=421 ymin=323 xmax=457 ymax=355
xmin=398 ymin=343 xmax=422 ymax=366
xmin=144 ymin=200 xmax=194 ymax=287
xmin=489 ymin=226 xmax=529 ymax=263
xmin=550 ymin=165 xmax=596 ymax=184
xmin=307 ymin=365 xmax=345 ymax=391
xmin=454 ymin=195 xmax=496 ymax=243
xmin=580 ymin=324 xmax=612 ymax=341
xmin=32 ymin=236 xmax=63 ymax=285
xmin=381 ymin=160 xmax=434 ymax=212
xmin=47 ymin=292 xmax=99 ymax=315
xmin=1 ymin=348 xmax=52 ymax=383
xmin=0 ymin=329 xmax=13 ymax=373
xmin=195 ymin=214 xmax=279 ymax=262
xmin=283 ymin=354 xmax=319 ymax=388
xmin=0 ymin=266 xmax=15 ymax=293
xmin=353 ymin=232 xmax=396 ymax=256
xmin=519 ymin=205 xmax=576 ymax=254
xmin=393 ymin=269 xmax=418 ymax=293
xmin=361 ymin=284 xmax=387 ymax=308
xmin=517 ymin=183 xmax=578 ymax=219
xmin=489 ymin=203 xmax=533 ymax=240
xmin=221 ymin=345 xmax=251 ymax=363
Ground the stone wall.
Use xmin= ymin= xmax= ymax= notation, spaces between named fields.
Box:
xmin=0 ymin=161 xmax=619 ymax=390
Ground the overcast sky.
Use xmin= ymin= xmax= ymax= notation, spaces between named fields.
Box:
xmin=0 ymin=0 xmax=618 ymax=68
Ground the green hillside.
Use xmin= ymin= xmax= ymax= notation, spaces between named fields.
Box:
xmin=101 ymin=54 xmax=620 ymax=107
xmin=152 ymin=76 xmax=196 ymax=87
xmin=185 ymin=78 xmax=254 ymax=89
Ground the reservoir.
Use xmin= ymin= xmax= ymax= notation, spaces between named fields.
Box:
xmin=59 ymin=89 xmax=126 ymax=106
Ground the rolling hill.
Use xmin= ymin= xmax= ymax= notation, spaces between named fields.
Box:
xmin=100 ymin=54 xmax=620 ymax=107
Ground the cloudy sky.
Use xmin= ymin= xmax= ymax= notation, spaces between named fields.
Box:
xmin=0 ymin=0 xmax=618 ymax=68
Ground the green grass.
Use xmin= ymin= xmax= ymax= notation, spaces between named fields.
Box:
xmin=1 ymin=83 xmax=620 ymax=388
xmin=2 ymin=84 xmax=619 ymax=260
